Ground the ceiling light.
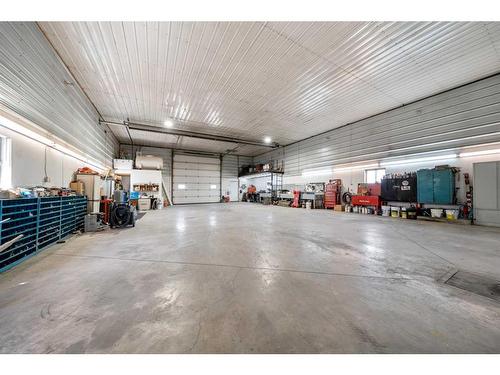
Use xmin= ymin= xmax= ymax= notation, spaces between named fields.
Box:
xmin=263 ymin=136 xmax=272 ymax=144
xmin=459 ymin=149 xmax=500 ymax=158
xmin=164 ymin=119 xmax=174 ymax=128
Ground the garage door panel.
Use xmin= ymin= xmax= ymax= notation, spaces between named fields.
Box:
xmin=173 ymin=169 xmax=220 ymax=177
xmin=173 ymin=197 xmax=220 ymax=204
xmin=173 ymin=154 xmax=221 ymax=204
xmin=174 ymin=162 xmax=220 ymax=171
xmin=174 ymin=155 xmax=219 ymax=164
xmin=173 ymin=176 xmax=219 ymax=184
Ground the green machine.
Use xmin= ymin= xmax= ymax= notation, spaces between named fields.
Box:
xmin=417 ymin=167 xmax=456 ymax=205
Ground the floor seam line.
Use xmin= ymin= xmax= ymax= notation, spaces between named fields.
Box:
xmin=55 ymin=252 xmax=414 ymax=281
xmin=388 ymin=223 xmax=456 ymax=266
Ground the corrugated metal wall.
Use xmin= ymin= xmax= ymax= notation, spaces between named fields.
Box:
xmin=0 ymin=22 xmax=117 ymax=165
xmin=255 ymin=74 xmax=500 ymax=176
xmin=221 ymin=155 xmax=253 ymax=178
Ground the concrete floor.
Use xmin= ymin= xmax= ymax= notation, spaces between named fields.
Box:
xmin=0 ymin=203 xmax=499 ymax=353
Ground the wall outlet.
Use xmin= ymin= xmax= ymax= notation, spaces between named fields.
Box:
xmin=43 ymin=176 xmax=51 ymax=183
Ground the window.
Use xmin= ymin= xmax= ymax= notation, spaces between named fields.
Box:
xmin=0 ymin=135 xmax=12 ymax=189
xmin=177 ymin=184 xmax=186 ymax=190
xmin=365 ymin=168 xmax=385 ymax=183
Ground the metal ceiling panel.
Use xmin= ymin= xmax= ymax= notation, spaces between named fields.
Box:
xmin=0 ymin=22 xmax=118 ymax=165
xmin=38 ymin=22 xmax=500 ymax=156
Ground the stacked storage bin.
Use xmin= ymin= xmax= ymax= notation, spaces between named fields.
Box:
xmin=0 ymin=196 xmax=87 ymax=273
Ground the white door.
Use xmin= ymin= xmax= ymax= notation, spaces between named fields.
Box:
xmin=228 ymin=179 xmax=239 ymax=202
xmin=474 ymin=161 xmax=500 ymax=227
xmin=173 ymin=154 xmax=221 ymax=204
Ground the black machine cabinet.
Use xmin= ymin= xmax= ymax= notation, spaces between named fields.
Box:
xmin=381 ymin=176 xmax=418 ymax=202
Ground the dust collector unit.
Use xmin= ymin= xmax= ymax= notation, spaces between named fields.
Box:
xmin=135 ymin=154 xmax=163 ymax=170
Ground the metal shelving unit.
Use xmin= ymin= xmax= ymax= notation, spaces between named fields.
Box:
xmin=0 ymin=196 xmax=87 ymax=273
xmin=238 ymin=169 xmax=284 ymax=203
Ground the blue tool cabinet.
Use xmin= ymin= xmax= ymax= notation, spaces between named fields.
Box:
xmin=0 ymin=196 xmax=87 ymax=273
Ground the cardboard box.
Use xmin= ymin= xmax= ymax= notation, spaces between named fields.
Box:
xmin=0 ymin=190 xmax=18 ymax=199
xmin=334 ymin=204 xmax=345 ymax=211
xmin=70 ymin=181 xmax=85 ymax=195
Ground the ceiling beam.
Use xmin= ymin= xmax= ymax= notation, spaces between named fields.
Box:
xmin=101 ymin=120 xmax=278 ymax=148
xmin=120 ymin=142 xmax=233 ymax=157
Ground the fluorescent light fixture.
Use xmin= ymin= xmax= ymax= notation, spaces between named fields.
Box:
xmin=0 ymin=113 xmax=107 ymax=172
xmin=263 ymin=136 xmax=272 ymax=144
xmin=333 ymin=163 xmax=379 ymax=172
xmin=380 ymin=154 xmax=457 ymax=167
xmin=164 ymin=119 xmax=174 ymax=128
xmin=302 ymin=168 xmax=332 ymax=177
xmin=178 ymin=184 xmax=186 ymax=190
xmin=210 ymin=184 xmax=217 ymax=189
xmin=0 ymin=113 xmax=55 ymax=147
xmin=459 ymin=149 xmax=500 ymax=158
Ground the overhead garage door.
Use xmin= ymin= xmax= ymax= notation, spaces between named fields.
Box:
xmin=173 ymin=154 xmax=221 ymax=204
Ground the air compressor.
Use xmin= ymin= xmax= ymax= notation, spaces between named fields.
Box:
xmin=110 ymin=190 xmax=137 ymax=229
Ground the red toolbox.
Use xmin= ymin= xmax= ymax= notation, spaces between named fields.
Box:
xmin=351 ymin=195 xmax=381 ymax=207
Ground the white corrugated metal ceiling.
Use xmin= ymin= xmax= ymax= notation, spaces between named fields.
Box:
xmin=38 ymin=22 xmax=500 ymax=155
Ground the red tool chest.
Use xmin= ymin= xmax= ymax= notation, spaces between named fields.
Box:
xmin=325 ymin=180 xmax=342 ymax=209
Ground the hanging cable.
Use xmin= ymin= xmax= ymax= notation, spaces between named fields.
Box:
xmin=44 ymin=146 xmax=48 ymax=182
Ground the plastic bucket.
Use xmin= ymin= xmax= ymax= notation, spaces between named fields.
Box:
xmin=407 ymin=210 xmax=417 ymax=219
xmin=391 ymin=207 xmax=400 ymax=218
xmin=446 ymin=209 xmax=458 ymax=220
xmin=431 ymin=209 xmax=443 ymax=218
xmin=401 ymin=207 xmax=407 ymax=219
xmin=382 ymin=206 xmax=391 ymax=217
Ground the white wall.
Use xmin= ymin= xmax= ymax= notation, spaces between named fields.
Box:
xmin=1 ymin=127 xmax=98 ymax=188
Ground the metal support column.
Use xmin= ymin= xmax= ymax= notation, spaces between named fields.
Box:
xmin=170 ymin=150 xmax=174 ymax=205
xmin=219 ymin=154 xmax=223 ymax=202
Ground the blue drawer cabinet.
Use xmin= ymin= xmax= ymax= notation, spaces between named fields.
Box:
xmin=0 ymin=196 xmax=87 ymax=273
xmin=417 ymin=168 xmax=455 ymax=205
